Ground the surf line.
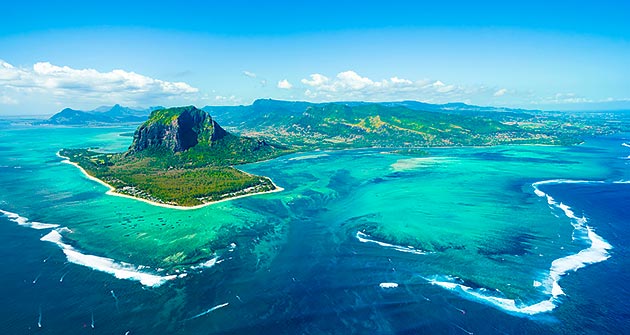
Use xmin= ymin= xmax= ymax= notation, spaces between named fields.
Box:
xmin=426 ymin=179 xmax=614 ymax=317
xmin=184 ymin=303 xmax=229 ymax=321
xmin=356 ymin=231 xmax=428 ymax=255
xmin=0 ymin=209 xmax=59 ymax=230
xmin=40 ymin=228 xmax=181 ymax=287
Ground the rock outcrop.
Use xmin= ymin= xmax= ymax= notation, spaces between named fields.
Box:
xmin=127 ymin=106 xmax=228 ymax=154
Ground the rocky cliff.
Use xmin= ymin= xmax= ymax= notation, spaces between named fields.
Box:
xmin=127 ymin=106 xmax=228 ymax=154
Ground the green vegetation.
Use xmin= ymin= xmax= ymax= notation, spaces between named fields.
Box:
xmin=62 ymin=106 xmax=288 ymax=207
xmin=205 ymin=100 xmax=612 ymax=150
xmin=60 ymin=148 xmax=276 ymax=206
xmin=63 ymin=102 xmax=629 ymax=207
xmin=145 ymin=107 xmax=186 ymax=126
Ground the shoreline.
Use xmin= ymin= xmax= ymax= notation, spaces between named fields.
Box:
xmin=56 ymin=151 xmax=284 ymax=210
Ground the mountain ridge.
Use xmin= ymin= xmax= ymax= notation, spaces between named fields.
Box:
xmin=42 ymin=104 xmax=163 ymax=125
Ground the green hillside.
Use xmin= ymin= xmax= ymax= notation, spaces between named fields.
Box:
xmin=61 ymin=106 xmax=288 ymax=207
xmin=206 ymin=101 xmax=584 ymax=148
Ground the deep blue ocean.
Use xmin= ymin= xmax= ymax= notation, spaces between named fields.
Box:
xmin=0 ymin=121 xmax=629 ymax=334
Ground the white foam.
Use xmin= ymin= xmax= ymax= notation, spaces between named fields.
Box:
xmin=622 ymin=143 xmax=630 ymax=148
xmin=547 ymin=227 xmax=611 ymax=297
xmin=356 ymin=231 xmax=427 ymax=255
xmin=534 ymin=180 xmax=614 ymax=298
xmin=185 ymin=302 xmax=229 ymax=321
xmin=426 ymin=179 xmax=615 ymax=316
xmin=192 ymin=256 xmax=219 ymax=269
xmin=533 ymin=188 xmax=546 ymax=197
xmin=428 ymin=276 xmax=556 ymax=315
xmin=288 ymin=153 xmax=329 ymax=161
xmin=0 ymin=209 xmax=59 ymax=230
xmin=41 ymin=230 xmax=176 ymax=287
xmin=379 ymin=282 xmax=399 ymax=289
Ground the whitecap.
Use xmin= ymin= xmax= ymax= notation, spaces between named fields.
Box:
xmin=185 ymin=302 xmax=229 ymax=321
xmin=41 ymin=230 xmax=177 ymax=287
xmin=0 ymin=209 xmax=59 ymax=230
xmin=427 ymin=276 xmax=556 ymax=315
xmin=191 ymin=256 xmax=220 ymax=269
xmin=426 ymin=179 xmax=614 ymax=316
xmin=379 ymin=282 xmax=399 ymax=289
xmin=356 ymin=231 xmax=427 ymax=255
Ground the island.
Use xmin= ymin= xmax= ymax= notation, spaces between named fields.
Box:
xmin=60 ymin=106 xmax=289 ymax=208
xmin=60 ymin=100 xmax=627 ymax=208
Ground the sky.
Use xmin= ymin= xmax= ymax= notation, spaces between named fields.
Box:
xmin=1 ymin=0 xmax=629 ymax=115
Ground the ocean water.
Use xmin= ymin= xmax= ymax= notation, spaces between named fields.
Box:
xmin=0 ymin=122 xmax=629 ymax=334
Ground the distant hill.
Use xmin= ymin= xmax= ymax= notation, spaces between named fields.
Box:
xmin=202 ymin=99 xmax=539 ymax=128
xmin=203 ymin=99 xmax=583 ymax=147
xmin=41 ymin=104 xmax=163 ymax=125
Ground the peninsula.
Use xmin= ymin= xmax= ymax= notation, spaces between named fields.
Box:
xmin=60 ymin=106 xmax=288 ymax=208
xmin=60 ymin=101 xmax=627 ymax=208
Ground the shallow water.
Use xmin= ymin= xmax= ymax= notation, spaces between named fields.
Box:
xmin=1 ymin=123 xmax=629 ymax=334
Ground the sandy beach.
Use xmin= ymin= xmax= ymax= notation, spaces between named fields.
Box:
xmin=56 ymin=151 xmax=284 ymax=210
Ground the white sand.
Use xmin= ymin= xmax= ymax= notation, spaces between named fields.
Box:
xmin=57 ymin=151 xmax=283 ymax=210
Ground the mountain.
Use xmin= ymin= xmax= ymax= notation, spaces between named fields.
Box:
xmin=43 ymin=104 xmax=161 ymax=125
xmin=125 ymin=106 xmax=280 ymax=166
xmin=203 ymin=99 xmax=584 ymax=147
xmin=46 ymin=108 xmax=112 ymax=125
xmin=128 ymin=106 xmax=228 ymax=154
xmin=60 ymin=106 xmax=286 ymax=207
xmin=202 ymin=99 xmax=539 ymax=128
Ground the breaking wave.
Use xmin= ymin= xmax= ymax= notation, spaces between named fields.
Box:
xmin=425 ymin=179 xmax=612 ymax=316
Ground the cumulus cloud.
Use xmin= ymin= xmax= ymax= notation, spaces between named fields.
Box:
xmin=0 ymin=60 xmax=198 ymax=108
xmin=277 ymin=79 xmax=293 ymax=89
xmin=301 ymin=73 xmax=330 ymax=87
xmin=213 ymin=95 xmax=242 ymax=105
xmin=299 ymin=70 xmax=474 ymax=103
xmin=494 ymin=88 xmax=508 ymax=97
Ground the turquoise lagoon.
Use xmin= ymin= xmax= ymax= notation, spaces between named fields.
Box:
xmin=1 ymin=122 xmax=629 ymax=334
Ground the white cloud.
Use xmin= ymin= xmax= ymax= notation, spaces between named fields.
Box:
xmin=0 ymin=60 xmax=198 ymax=108
xmin=277 ymin=79 xmax=293 ymax=89
xmin=214 ymin=95 xmax=241 ymax=105
xmin=390 ymin=77 xmax=412 ymax=85
xmin=299 ymin=70 xmax=477 ymax=103
xmin=494 ymin=88 xmax=508 ymax=97
xmin=301 ymin=73 xmax=330 ymax=87
xmin=243 ymin=71 xmax=257 ymax=78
